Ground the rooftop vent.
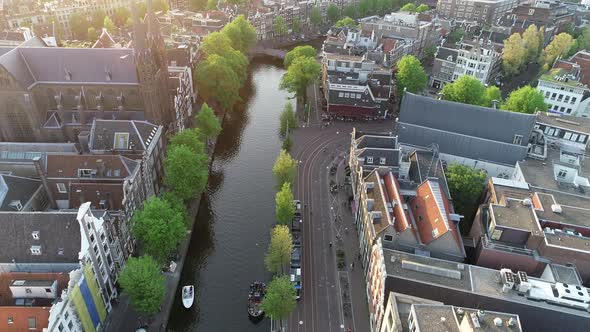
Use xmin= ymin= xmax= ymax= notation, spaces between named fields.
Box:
xmin=508 ymin=317 xmax=517 ymax=326
xmin=522 ymin=198 xmax=532 ymax=206
xmin=440 ymin=317 xmax=446 ymax=323
xmin=551 ymin=204 xmax=563 ymax=214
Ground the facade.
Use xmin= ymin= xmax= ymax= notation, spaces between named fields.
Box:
xmin=537 ymin=65 xmax=590 ymax=117
xmin=0 ymin=6 xmax=175 ymax=142
xmin=436 ymin=0 xmax=519 ymax=24
xmin=322 ymin=54 xmax=392 ymax=119
xmin=535 ymin=112 xmax=590 ymax=149
xmin=504 ymin=2 xmax=574 ymax=35
xmin=169 ymin=65 xmax=195 ymax=132
xmin=430 ymin=47 xmax=458 ymax=89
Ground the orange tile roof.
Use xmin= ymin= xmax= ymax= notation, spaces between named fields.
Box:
xmin=411 ymin=180 xmax=452 ymax=245
xmin=383 ymin=172 xmax=411 ymax=233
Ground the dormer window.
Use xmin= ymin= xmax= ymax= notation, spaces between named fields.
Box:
xmin=9 ymin=200 xmax=22 ymax=211
xmin=79 ymin=169 xmax=93 ymax=177
xmin=367 ymin=156 xmax=373 ymax=164
xmin=30 ymin=245 xmax=42 ymax=255
xmin=114 ymin=132 xmax=130 ymax=149
xmin=379 ymin=157 xmax=386 ymax=165
xmin=32 ymin=231 xmax=39 ymax=240
xmin=64 ymin=68 xmax=72 ymax=81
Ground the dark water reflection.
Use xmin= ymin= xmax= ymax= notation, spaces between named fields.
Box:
xmin=169 ymin=57 xmax=290 ymax=331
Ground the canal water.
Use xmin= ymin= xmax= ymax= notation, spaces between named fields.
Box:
xmin=169 ymin=56 xmax=290 ymax=331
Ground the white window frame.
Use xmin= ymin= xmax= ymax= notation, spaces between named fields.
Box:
xmin=367 ymin=156 xmax=373 ymax=164
xmin=30 ymin=245 xmax=42 ymax=255
xmin=379 ymin=157 xmax=386 ymax=165
xmin=32 ymin=231 xmax=39 ymax=240
xmin=57 ymin=183 xmax=67 ymax=193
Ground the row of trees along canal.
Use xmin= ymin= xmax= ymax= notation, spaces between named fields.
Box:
xmin=259 ymin=47 xmax=321 ymax=330
xmin=115 ymin=16 xmax=258 ymax=317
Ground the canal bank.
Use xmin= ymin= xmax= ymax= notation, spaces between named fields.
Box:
xmin=168 ymin=56 xmax=291 ymax=331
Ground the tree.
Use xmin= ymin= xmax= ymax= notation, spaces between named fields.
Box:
xmin=310 ymin=7 xmax=322 ymax=28
xmin=502 ymin=85 xmax=548 ymax=114
xmin=206 ymin=0 xmax=217 ymax=9
xmin=104 ymin=16 xmax=116 ymax=32
xmin=195 ymin=103 xmax=222 ymax=140
xmin=262 ymin=275 xmax=297 ymax=329
xmin=189 ymin=0 xmax=208 ymax=11
xmin=400 ymin=3 xmax=417 ymax=12
xmin=264 ymin=225 xmax=293 ymax=274
xmin=113 ymin=7 xmax=131 ymax=28
xmin=279 ymin=103 xmax=298 ymax=137
xmin=284 ymin=45 xmax=317 ymax=68
xmin=153 ymin=0 xmax=170 ymax=13
xmin=276 ymin=182 xmax=295 ymax=225
xmin=221 ymin=15 xmax=257 ymax=54
xmin=327 ymin=4 xmax=340 ymax=23
xmin=274 ymin=16 xmax=288 ymax=39
xmin=376 ymin=0 xmax=391 ymax=15
xmin=483 ymin=86 xmax=502 ymax=107
xmin=132 ymin=197 xmax=187 ymax=262
xmin=544 ymin=32 xmax=574 ymax=66
xmin=441 ymin=75 xmax=486 ymax=106
xmin=280 ymin=56 xmax=321 ymax=102
xmin=164 ymin=145 xmax=209 ymax=201
xmin=344 ymin=5 xmax=358 ymax=19
xmin=119 ymin=256 xmax=165 ymax=316
xmin=282 ymin=136 xmax=293 ymax=152
xmin=522 ymin=24 xmax=540 ymax=62
xmin=502 ymin=33 xmax=526 ymax=76
xmin=162 ymin=191 xmax=190 ymax=228
xmin=201 ymin=31 xmax=234 ymax=57
xmin=169 ymin=128 xmax=205 ymax=154
xmin=273 ymin=149 xmax=297 ymax=189
xmin=69 ymin=12 xmax=89 ymax=40
xmin=575 ymin=26 xmax=590 ymax=54
xmin=447 ymin=27 xmax=465 ymax=44
xmin=395 ymin=55 xmax=427 ymax=95
xmin=195 ymin=54 xmax=242 ymax=110
xmin=416 ymin=4 xmax=429 ymax=12
xmin=87 ymin=27 xmax=98 ymax=42
xmin=90 ymin=9 xmax=106 ymax=29
xmin=292 ymin=18 xmax=301 ymax=34
xmin=445 ymin=164 xmax=486 ymax=229
xmin=335 ymin=17 xmax=356 ymax=28
xmin=359 ymin=0 xmax=371 ymax=17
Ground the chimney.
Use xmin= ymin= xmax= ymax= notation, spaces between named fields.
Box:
xmin=96 ymin=159 xmax=105 ymax=177
xmin=33 ymin=157 xmax=57 ymax=209
xmin=491 ymin=99 xmax=499 ymax=109
xmin=78 ymin=131 xmax=90 ymax=153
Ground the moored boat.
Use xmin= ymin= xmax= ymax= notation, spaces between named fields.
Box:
xmin=248 ymin=281 xmax=266 ymax=322
xmin=182 ymin=285 xmax=194 ymax=309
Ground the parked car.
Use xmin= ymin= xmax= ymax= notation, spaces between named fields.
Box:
xmin=292 ymin=215 xmax=302 ymax=233
xmin=290 ymin=267 xmax=302 ymax=300
xmin=293 ymin=200 xmax=302 ymax=214
xmin=291 ymin=245 xmax=301 ymax=268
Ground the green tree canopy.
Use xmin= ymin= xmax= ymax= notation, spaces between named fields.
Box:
xmin=206 ymin=0 xmax=217 ymax=9
xmin=327 ymin=4 xmax=340 ymax=23
xmin=447 ymin=27 xmax=465 ymax=44
xmin=169 ymin=128 xmax=205 ymax=154
xmin=195 ymin=103 xmax=222 ymax=139
xmin=544 ymin=32 xmax=574 ymax=67
xmin=276 ymin=182 xmax=295 ymax=225
xmin=274 ymin=16 xmax=288 ymax=38
xmin=396 ymin=55 xmax=427 ymax=95
xmin=400 ymin=3 xmax=417 ymax=12
xmin=87 ymin=27 xmax=98 ymax=42
xmin=343 ymin=5 xmax=358 ymax=19
xmin=273 ymin=149 xmax=298 ymax=189
xmin=201 ymin=31 xmax=235 ymax=57
xmin=264 ymin=225 xmax=293 ymax=274
xmin=416 ymin=4 xmax=429 ymax=12
xmin=119 ymin=256 xmax=166 ymax=315
xmin=195 ymin=54 xmax=242 ymax=110
xmin=284 ymin=45 xmax=317 ymax=68
xmin=90 ymin=10 xmax=106 ymax=30
xmin=502 ymin=85 xmax=548 ymax=114
xmin=445 ymin=164 xmax=486 ymax=222
xmin=483 ymin=86 xmax=503 ymax=107
xmin=335 ymin=17 xmax=356 ymax=28
xmin=221 ymin=15 xmax=257 ymax=53
xmin=279 ymin=103 xmax=298 ymax=137
xmin=280 ymin=56 xmax=321 ymax=101
xmin=310 ymin=7 xmax=322 ymax=27
xmin=522 ymin=24 xmax=541 ymax=62
xmin=575 ymin=26 xmax=590 ymax=54
xmin=164 ymin=145 xmax=209 ymax=200
xmin=69 ymin=12 xmax=90 ymax=40
xmin=113 ymin=7 xmax=131 ymax=28
xmin=132 ymin=197 xmax=187 ymax=262
xmin=262 ymin=275 xmax=297 ymax=326
xmin=292 ymin=18 xmax=301 ymax=34
xmin=162 ymin=191 xmax=190 ymax=228
xmin=104 ymin=16 xmax=116 ymax=32
xmin=502 ymin=33 xmax=526 ymax=76
xmin=441 ymin=75 xmax=486 ymax=106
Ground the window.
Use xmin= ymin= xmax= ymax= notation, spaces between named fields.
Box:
xmin=571 ymin=133 xmax=579 ymax=142
xmin=384 ymin=235 xmax=393 ymax=241
xmin=58 ymin=322 xmax=64 ymax=331
xmin=551 ymin=93 xmax=557 ymax=100
xmin=491 ymin=228 xmax=503 ymax=240
xmin=564 ymin=132 xmax=572 ymax=140
xmin=418 ymin=216 xmax=423 ymax=221
xmin=57 ymin=248 xmax=64 ymax=256
xmin=338 ymin=92 xmax=343 ymax=98
xmin=30 ymin=245 xmax=42 ymax=255
xmin=366 ymin=156 xmax=373 ymax=164
xmin=564 ymin=96 xmax=570 ymax=103
xmin=558 ymin=169 xmax=568 ymax=178
xmin=113 ymin=132 xmax=130 ymax=149
xmin=25 ymin=288 xmax=32 ymax=294
xmin=344 ymin=93 xmax=350 ymax=98
xmin=78 ymin=169 xmax=92 ymax=177
xmin=379 ymin=157 xmax=386 ymax=165
xmin=45 ymin=288 xmax=52 ymax=293
xmin=578 ymin=134 xmax=587 ymax=143
xmin=545 ymin=91 xmax=550 ymax=98
xmin=57 ymin=183 xmax=67 ymax=193
xmin=356 ymin=94 xmax=361 ymax=99
xmin=7 ymin=316 xmax=13 ymax=324
xmin=567 ymin=108 xmax=572 ymax=114
xmin=28 ymin=317 xmax=36 ymax=329
xmin=557 ymin=94 xmax=563 ymax=101
xmin=560 ymin=107 xmax=565 ymax=113
xmin=571 ymin=97 xmax=577 ymax=104
xmin=513 ymin=135 xmax=523 ymax=145
xmin=68 ymin=321 xmax=73 ymax=329
xmin=31 ymin=231 xmax=39 ymax=240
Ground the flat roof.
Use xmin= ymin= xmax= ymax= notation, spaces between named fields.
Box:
xmin=544 ymin=231 xmax=590 ymax=253
xmin=536 ymin=112 xmax=590 ymax=135
xmin=534 ymin=192 xmax=590 ymax=228
xmin=490 ymin=201 xmax=539 ymax=233
xmin=10 ymin=279 xmax=56 ymax=287
xmin=540 ymin=68 xmax=586 ymax=87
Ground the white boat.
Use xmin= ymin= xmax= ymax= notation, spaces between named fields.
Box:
xmin=182 ymin=285 xmax=194 ymax=309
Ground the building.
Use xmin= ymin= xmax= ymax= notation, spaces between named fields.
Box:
xmin=0 ymin=174 xmax=48 ymax=212
xmin=168 ymin=65 xmax=195 ymax=132
xmin=0 ymin=27 xmax=33 ymax=47
xmin=0 ymin=5 xmax=174 ymax=142
xmin=86 ymin=119 xmax=165 ymax=198
xmin=436 ymin=0 xmax=519 ymax=24
xmin=431 ymin=36 xmax=502 ymax=88
xmin=0 ymin=272 xmax=70 ymax=331
xmin=502 ymin=2 xmax=574 ymax=36
xmin=378 ymin=249 xmax=590 ymax=331
xmin=379 ymin=292 xmax=443 ymax=332
xmin=360 ymin=11 xmax=436 ymax=59
xmin=535 ymin=112 xmax=590 ymax=149
xmin=537 ymin=64 xmax=590 ymax=117
xmin=396 ymin=92 xmax=536 ymax=174
xmin=322 ymin=53 xmax=393 ymax=119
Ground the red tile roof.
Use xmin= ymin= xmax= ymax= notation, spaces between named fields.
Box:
xmin=383 ymin=172 xmax=412 ymax=233
xmin=411 ymin=180 xmax=454 ymax=245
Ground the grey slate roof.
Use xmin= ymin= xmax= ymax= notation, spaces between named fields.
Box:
xmin=356 ymin=135 xmax=398 ymax=149
xmin=397 ymin=93 xmax=535 ymax=165
xmin=89 ymin=119 xmax=159 ymax=151
xmin=0 ymin=211 xmax=81 ymax=263
xmin=0 ymin=174 xmax=41 ymax=211
xmin=435 ymin=47 xmax=458 ymax=61
xmin=0 ymin=46 xmax=138 ymax=89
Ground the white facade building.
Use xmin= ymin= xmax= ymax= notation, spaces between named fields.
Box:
xmin=537 ymin=66 xmax=589 ymax=116
xmin=452 ymin=38 xmax=501 ymax=84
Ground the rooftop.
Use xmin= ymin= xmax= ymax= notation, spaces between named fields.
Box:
xmin=365 ymin=171 xmax=393 ymax=236
xmin=0 ymin=174 xmax=42 ymax=211
xmin=540 ymin=67 xmax=586 ymax=88
xmin=490 ymin=200 xmax=540 ymax=233
xmin=536 ymin=112 xmax=590 ymax=135
xmin=45 ymin=154 xmax=139 ymax=179
xmin=544 ymin=229 xmax=590 ymax=253
xmin=0 ymin=272 xmax=69 ymax=306
xmin=89 ymin=119 xmax=160 ymax=152
xmin=412 ymin=304 xmax=522 ymax=332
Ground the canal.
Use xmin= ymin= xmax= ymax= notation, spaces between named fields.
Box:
xmin=169 ymin=56 xmax=290 ymax=331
